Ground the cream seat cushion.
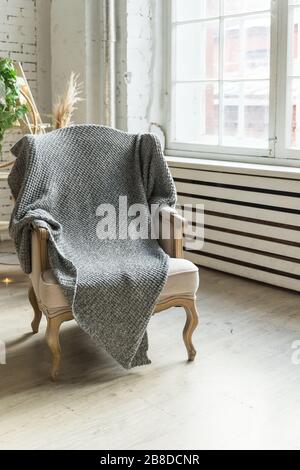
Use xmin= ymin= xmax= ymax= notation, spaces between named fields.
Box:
xmin=38 ymin=258 xmax=199 ymax=313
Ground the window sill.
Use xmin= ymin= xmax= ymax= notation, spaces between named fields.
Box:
xmin=165 ymin=154 xmax=300 ymax=179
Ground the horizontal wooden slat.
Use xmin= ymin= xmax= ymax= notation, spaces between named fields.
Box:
xmin=0 ymin=172 xmax=9 ymax=181
xmin=0 ymin=221 xmax=9 ymax=230
xmin=171 ymin=167 xmax=300 ymax=194
xmin=177 ymin=195 xmax=300 ymax=227
xmin=172 ymin=162 xmax=300 ymax=291
xmin=184 ymin=227 xmax=300 ymax=260
xmin=167 ymin=156 xmax=300 ymax=180
xmin=176 ymin=181 xmax=300 ymax=211
xmin=180 ymin=212 xmax=300 ymax=244
xmin=184 ymin=241 xmax=300 ymax=276
xmin=184 ymin=251 xmax=300 ymax=292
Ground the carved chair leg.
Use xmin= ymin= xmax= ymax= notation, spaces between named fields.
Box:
xmin=28 ymin=285 xmax=42 ymax=334
xmin=46 ymin=316 xmax=63 ymax=381
xmin=45 ymin=312 xmax=72 ymax=381
xmin=183 ymin=298 xmax=199 ymax=361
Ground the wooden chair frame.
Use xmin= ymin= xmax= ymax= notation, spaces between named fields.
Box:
xmin=28 ymin=213 xmax=199 ymax=380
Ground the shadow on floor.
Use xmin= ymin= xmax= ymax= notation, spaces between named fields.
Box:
xmin=0 ymin=323 xmax=138 ymax=398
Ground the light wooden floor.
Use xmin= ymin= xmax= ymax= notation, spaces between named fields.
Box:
xmin=0 ymin=243 xmax=300 ymax=450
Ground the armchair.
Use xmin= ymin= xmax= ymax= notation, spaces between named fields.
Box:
xmin=28 ymin=207 xmax=199 ymax=380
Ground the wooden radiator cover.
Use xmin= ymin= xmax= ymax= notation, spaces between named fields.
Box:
xmin=168 ymin=158 xmax=300 ymax=292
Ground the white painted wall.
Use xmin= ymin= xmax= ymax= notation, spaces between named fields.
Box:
xmin=51 ymin=0 xmax=128 ymax=129
xmin=0 ymin=0 xmax=165 ymax=239
xmin=50 ymin=0 xmax=163 ymax=132
xmin=0 ymin=0 xmax=163 ymax=222
xmin=36 ymin=0 xmax=51 ymax=117
xmin=51 ymin=0 xmax=87 ymax=123
xmin=0 ymin=0 xmax=162 ymax=136
xmin=126 ymin=0 xmax=164 ymax=134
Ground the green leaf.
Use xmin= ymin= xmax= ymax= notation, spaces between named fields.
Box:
xmin=0 ymin=57 xmax=29 ymax=151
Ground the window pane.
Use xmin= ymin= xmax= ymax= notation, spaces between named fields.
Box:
xmin=174 ymin=83 xmax=219 ymax=144
xmin=224 ymin=19 xmax=241 ymax=78
xmin=175 ymin=22 xmax=219 ymax=81
xmin=175 ymin=0 xmax=219 ymax=22
xmin=222 ymin=82 xmax=240 ymax=143
xmin=222 ymin=81 xmax=269 ymax=147
xmin=171 ymin=1 xmax=271 ymax=152
xmin=224 ymin=0 xmax=271 ymax=15
xmin=289 ymin=78 xmax=300 ymax=148
xmin=287 ymin=3 xmax=300 ymax=149
xmin=244 ymin=81 xmax=269 ymax=146
xmin=291 ymin=7 xmax=300 ymax=76
xmin=224 ymin=15 xmax=270 ymax=79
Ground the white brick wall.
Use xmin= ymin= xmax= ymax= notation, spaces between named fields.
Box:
xmin=0 ymin=0 xmax=38 ymax=122
xmin=0 ymin=0 xmax=162 ymax=223
xmin=0 ymin=0 xmax=38 ymax=221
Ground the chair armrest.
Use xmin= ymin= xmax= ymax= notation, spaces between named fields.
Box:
xmin=32 ymin=210 xmax=185 ymax=273
xmin=158 ymin=206 xmax=184 ymax=258
xmin=30 ymin=225 xmax=49 ymax=302
xmin=32 ymin=225 xmax=49 ymax=272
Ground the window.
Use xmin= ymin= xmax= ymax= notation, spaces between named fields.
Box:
xmin=285 ymin=0 xmax=300 ymax=155
xmin=166 ymin=0 xmax=300 ymax=161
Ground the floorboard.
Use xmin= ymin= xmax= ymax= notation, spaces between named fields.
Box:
xmin=0 ymin=244 xmax=300 ymax=450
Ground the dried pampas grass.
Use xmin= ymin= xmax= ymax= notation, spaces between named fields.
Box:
xmin=53 ymin=72 xmax=83 ymax=129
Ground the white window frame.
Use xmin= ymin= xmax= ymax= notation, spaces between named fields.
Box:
xmin=276 ymin=0 xmax=300 ymax=160
xmin=164 ymin=0 xmax=300 ymax=164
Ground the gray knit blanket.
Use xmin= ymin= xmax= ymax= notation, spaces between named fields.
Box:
xmin=8 ymin=125 xmax=176 ymax=369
